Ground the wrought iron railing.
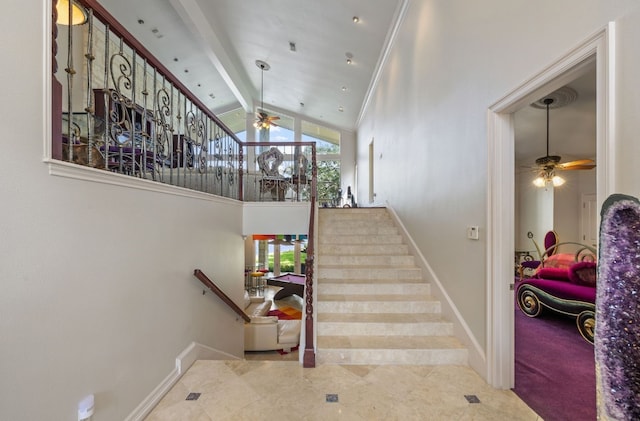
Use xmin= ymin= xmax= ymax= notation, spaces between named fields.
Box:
xmin=53 ymin=0 xmax=246 ymax=198
xmin=243 ymin=142 xmax=315 ymax=202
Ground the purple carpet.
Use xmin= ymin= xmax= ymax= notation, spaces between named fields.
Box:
xmin=513 ymin=306 xmax=596 ymax=421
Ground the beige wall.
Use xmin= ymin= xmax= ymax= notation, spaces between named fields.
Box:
xmin=356 ymin=0 xmax=640 ymax=358
xmin=0 ymin=2 xmax=245 ymax=420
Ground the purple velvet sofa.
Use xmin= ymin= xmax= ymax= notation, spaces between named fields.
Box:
xmin=517 ymin=245 xmax=598 ymax=344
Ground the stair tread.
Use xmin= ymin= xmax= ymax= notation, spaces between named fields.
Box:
xmin=318 ymin=294 xmax=435 ymax=302
xmin=317 ymin=335 xmax=465 ymax=349
xmin=317 ymin=313 xmax=449 ymax=323
xmin=318 ymin=278 xmax=426 ymax=284
xmin=318 ymin=265 xmax=419 ymax=269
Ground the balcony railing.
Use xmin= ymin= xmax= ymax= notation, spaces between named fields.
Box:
xmin=52 ymin=0 xmax=317 ymax=203
xmin=53 ymin=1 xmax=243 ymax=198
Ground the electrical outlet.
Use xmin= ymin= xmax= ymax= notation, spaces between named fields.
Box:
xmin=467 ymin=226 xmax=479 ymax=240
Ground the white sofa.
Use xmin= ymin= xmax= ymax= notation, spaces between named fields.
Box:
xmin=243 ymin=292 xmax=301 ymax=352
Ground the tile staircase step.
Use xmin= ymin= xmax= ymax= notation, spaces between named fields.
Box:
xmin=317 ymin=294 xmax=441 ymax=313
xmin=315 ymin=207 xmax=468 ymax=367
xmin=319 ymin=234 xmax=404 ymax=245
xmin=319 ymin=208 xmax=390 ymax=220
xmin=318 ymin=266 xmax=423 ymax=280
xmin=318 ymin=280 xmax=430 ymax=295
xmin=317 ymin=313 xmax=453 ymax=336
xmin=318 ymin=254 xmax=415 ymax=266
xmin=318 ymin=225 xmax=399 ymax=235
xmin=319 ymin=218 xmax=394 ymax=227
xmin=318 ymin=243 xmax=410 ymax=255
xmin=316 ymin=335 xmax=468 ymax=365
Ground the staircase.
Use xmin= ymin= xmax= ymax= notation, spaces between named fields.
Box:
xmin=316 ymin=207 xmax=468 ymax=365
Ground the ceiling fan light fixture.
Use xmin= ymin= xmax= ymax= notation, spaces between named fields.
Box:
xmin=533 ymin=171 xmax=565 ymax=188
xmin=255 ymin=60 xmax=278 ymax=131
xmin=533 ymin=176 xmax=546 ymax=188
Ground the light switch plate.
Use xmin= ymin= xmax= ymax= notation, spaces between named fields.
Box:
xmin=467 ymin=226 xmax=479 ymax=240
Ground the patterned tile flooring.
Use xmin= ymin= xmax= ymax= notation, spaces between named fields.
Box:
xmin=144 ymin=361 xmax=542 ymax=420
xmin=145 ymin=286 xmax=541 ymax=420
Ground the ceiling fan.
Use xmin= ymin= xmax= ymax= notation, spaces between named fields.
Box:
xmin=254 ymin=60 xmax=280 ymax=130
xmin=531 ymin=97 xmax=596 ymax=187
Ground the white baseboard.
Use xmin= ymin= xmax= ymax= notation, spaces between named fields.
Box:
xmin=385 ymin=204 xmax=487 ymax=379
xmin=125 ymin=342 xmax=240 ymax=421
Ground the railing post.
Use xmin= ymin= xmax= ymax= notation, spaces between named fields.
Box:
xmin=303 ymin=144 xmax=317 ymax=367
xmin=239 ymin=144 xmax=244 ymax=201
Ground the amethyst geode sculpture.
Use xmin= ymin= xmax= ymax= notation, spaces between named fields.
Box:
xmin=596 ymin=194 xmax=640 ymax=420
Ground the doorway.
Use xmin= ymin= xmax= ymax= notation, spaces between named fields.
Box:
xmin=486 ymin=24 xmax=616 ymax=388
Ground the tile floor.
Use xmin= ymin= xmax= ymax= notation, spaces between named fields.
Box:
xmin=145 ymin=286 xmax=542 ymax=420
xmin=144 ymin=360 xmax=542 ymax=420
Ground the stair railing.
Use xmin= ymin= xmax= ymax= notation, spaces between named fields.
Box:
xmin=303 ymin=145 xmax=317 ymax=367
xmin=193 ymin=269 xmax=250 ymax=322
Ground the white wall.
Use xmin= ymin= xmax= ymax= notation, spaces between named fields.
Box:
xmin=243 ymin=202 xmax=310 ymax=235
xmin=554 ymin=170 xmax=596 ymax=249
xmin=0 ymin=2 xmax=246 ymax=420
xmin=356 ymin=0 xmax=640 ymax=361
xmin=516 ymin=173 xmax=554 ymax=253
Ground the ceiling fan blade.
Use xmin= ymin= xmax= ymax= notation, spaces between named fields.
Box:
xmin=557 ymin=159 xmax=596 ymax=170
xmin=558 ymin=165 xmax=597 ymax=171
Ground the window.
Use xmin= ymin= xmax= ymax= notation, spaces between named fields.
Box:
xmin=302 ymin=120 xmax=340 ymax=153
xmin=218 ymin=108 xmax=247 ymax=140
xmin=302 ymin=121 xmax=341 ymax=205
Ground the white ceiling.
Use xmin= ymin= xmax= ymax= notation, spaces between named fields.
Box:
xmin=97 ymin=0 xmax=596 ymax=160
xmin=100 ymin=0 xmax=403 ymax=132
xmin=514 ymin=65 xmax=596 ymax=167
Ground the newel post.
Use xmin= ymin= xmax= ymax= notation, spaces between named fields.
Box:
xmin=52 ymin=0 xmax=63 ymax=160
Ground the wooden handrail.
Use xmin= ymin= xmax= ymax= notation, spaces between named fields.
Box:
xmin=193 ymin=269 xmax=250 ymax=323
xmin=303 ymin=145 xmax=317 ymax=367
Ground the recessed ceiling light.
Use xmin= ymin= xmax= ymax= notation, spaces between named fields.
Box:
xmin=352 ymin=16 xmax=359 ymax=23
xmin=341 ymin=86 xmax=347 ymax=92
xmin=209 ymin=93 xmax=215 ymax=99
xmin=184 ymin=69 xmax=189 ymax=73
xmin=338 ymin=106 xmax=344 ymax=112
xmin=346 ymin=59 xmax=352 ymax=65
xmin=289 ymin=42 xmax=296 ymax=52
xmin=173 ymin=57 xmax=178 ymax=62
xmin=137 ymin=19 xmax=145 ymax=25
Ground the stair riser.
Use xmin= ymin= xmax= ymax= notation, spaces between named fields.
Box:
xmin=318 ymin=268 xmax=423 ymax=280
xmin=318 ymin=283 xmax=430 ymax=295
xmin=317 ymin=322 xmax=454 ymax=336
xmin=319 ymin=226 xmax=398 ymax=235
xmin=319 ymin=244 xmax=409 ymax=255
xmin=317 ymin=301 xmax=441 ymax=314
xmin=319 ymin=211 xmax=390 ymax=220
xmin=318 ymin=255 xmax=415 ymax=266
xmin=316 ymin=349 xmax=468 ymax=366
xmin=319 ymin=235 xmax=404 ymax=245
xmin=318 ymin=218 xmax=395 ymax=228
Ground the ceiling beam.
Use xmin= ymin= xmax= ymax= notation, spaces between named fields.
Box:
xmin=170 ymin=0 xmax=253 ymax=112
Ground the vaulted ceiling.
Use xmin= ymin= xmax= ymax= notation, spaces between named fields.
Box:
xmin=99 ymin=0 xmax=596 ymax=163
xmin=100 ymin=0 xmax=404 ymax=132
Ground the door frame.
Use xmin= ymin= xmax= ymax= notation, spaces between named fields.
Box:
xmin=486 ymin=23 xmax=616 ymax=388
